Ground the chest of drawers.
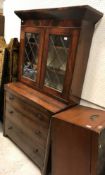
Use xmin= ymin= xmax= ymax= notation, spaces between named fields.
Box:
xmin=4 ymin=82 xmax=67 ymax=174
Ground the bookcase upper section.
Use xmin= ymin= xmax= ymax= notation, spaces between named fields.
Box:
xmin=14 ymin=6 xmax=103 ymax=104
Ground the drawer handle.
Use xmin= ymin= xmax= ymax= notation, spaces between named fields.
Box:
xmin=8 ymin=126 xmax=13 ymax=130
xmin=34 ymin=130 xmax=41 ymax=136
xmin=9 ymin=96 xmax=14 ymax=100
xmin=9 ymin=110 xmax=14 ymax=114
xmin=90 ymin=115 xmax=99 ymax=121
xmin=36 ymin=113 xmax=43 ymax=121
xmin=20 ymin=130 xmax=24 ymax=134
xmin=33 ymin=148 xmax=39 ymax=154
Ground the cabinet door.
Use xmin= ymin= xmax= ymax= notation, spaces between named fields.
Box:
xmin=19 ymin=27 xmax=44 ymax=88
xmin=40 ymin=28 xmax=79 ymax=101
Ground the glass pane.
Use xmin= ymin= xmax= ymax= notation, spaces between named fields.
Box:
xmin=44 ymin=34 xmax=71 ymax=92
xmin=22 ymin=32 xmax=39 ymax=81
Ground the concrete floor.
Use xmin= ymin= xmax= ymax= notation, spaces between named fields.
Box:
xmin=0 ymin=122 xmax=41 ymax=175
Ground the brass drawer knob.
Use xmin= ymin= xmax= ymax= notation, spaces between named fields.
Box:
xmin=36 ymin=113 xmax=43 ymax=121
xmin=90 ymin=115 xmax=99 ymax=121
xmin=8 ymin=126 xmax=13 ymax=130
xmin=9 ymin=110 xmax=14 ymax=114
xmin=35 ymin=130 xmax=41 ymax=136
xmin=33 ymin=148 xmax=39 ymax=153
xmin=9 ymin=96 xmax=14 ymax=100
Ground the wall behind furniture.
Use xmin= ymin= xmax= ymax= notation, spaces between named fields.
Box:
xmin=0 ymin=0 xmax=3 ymax=13
xmin=3 ymin=0 xmax=105 ymax=110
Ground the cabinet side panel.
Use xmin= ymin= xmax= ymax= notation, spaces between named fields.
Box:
xmin=70 ymin=21 xmax=94 ymax=102
xmin=52 ymin=118 xmax=91 ymax=175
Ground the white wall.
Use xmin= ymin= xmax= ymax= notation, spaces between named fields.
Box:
xmin=3 ymin=0 xmax=105 ymax=110
xmin=0 ymin=0 xmax=3 ymax=8
xmin=0 ymin=0 xmax=3 ymax=13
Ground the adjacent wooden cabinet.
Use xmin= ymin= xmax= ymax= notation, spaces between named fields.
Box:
xmin=52 ymin=106 xmax=105 ymax=175
xmin=3 ymin=5 xmax=103 ymax=175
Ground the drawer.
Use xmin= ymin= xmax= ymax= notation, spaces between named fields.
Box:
xmin=5 ymin=103 xmax=49 ymax=147
xmin=5 ymin=119 xmax=45 ymax=170
xmin=6 ymin=91 xmax=50 ymax=127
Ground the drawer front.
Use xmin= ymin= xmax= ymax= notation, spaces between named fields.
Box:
xmin=4 ymin=90 xmax=51 ymax=171
xmin=5 ymin=119 xmax=45 ymax=170
xmin=6 ymin=91 xmax=50 ymax=126
xmin=5 ymin=102 xmax=49 ymax=147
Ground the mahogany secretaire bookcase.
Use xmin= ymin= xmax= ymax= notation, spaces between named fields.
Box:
xmin=3 ymin=5 xmax=103 ymax=175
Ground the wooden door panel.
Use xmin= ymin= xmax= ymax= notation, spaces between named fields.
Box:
xmin=19 ymin=27 xmax=45 ymax=88
xmin=52 ymin=119 xmax=91 ymax=175
xmin=40 ymin=27 xmax=80 ymax=101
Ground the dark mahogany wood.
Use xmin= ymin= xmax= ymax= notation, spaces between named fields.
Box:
xmin=4 ymin=82 xmax=67 ymax=113
xmin=15 ymin=6 xmax=103 ymax=23
xmin=52 ymin=105 xmax=105 ymax=175
xmin=70 ymin=21 xmax=95 ymax=103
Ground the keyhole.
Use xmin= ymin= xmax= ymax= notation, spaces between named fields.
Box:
xmin=90 ymin=115 xmax=99 ymax=121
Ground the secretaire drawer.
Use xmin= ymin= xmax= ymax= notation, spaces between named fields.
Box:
xmin=5 ymin=91 xmax=50 ymax=127
xmin=5 ymin=119 xmax=45 ymax=169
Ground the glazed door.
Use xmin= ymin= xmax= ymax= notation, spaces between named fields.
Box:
xmin=19 ymin=27 xmax=44 ymax=88
xmin=40 ymin=28 xmax=79 ymax=101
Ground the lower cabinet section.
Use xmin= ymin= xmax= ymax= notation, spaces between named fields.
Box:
xmin=4 ymin=87 xmax=51 ymax=172
xmin=4 ymin=82 xmax=67 ymax=175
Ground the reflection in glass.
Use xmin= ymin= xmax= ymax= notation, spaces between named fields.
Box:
xmin=22 ymin=32 xmax=39 ymax=81
xmin=44 ymin=34 xmax=71 ymax=92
